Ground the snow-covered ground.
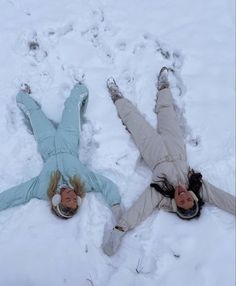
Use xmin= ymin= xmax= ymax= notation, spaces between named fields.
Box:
xmin=0 ymin=0 xmax=235 ymax=285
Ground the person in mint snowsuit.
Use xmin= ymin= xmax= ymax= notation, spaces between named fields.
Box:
xmin=0 ymin=83 xmax=121 ymax=220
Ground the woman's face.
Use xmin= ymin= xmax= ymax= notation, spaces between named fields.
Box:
xmin=60 ymin=188 xmax=78 ymax=210
xmin=174 ymin=185 xmax=194 ymax=210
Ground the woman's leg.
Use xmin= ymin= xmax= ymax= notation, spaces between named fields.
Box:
xmin=115 ymin=98 xmax=169 ymax=170
xmin=57 ymin=83 xmax=88 ymax=153
xmin=16 ymin=90 xmax=56 ymax=161
xmin=154 ymin=87 xmax=187 ymax=159
xmin=107 ymin=78 xmax=169 ymax=170
xmin=154 ymin=68 xmax=187 ymax=159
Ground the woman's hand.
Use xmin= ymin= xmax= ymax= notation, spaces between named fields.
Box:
xmin=102 ymin=227 xmax=125 ymax=256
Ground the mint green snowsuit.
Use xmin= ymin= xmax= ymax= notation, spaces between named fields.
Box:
xmin=0 ymin=84 xmax=121 ymax=212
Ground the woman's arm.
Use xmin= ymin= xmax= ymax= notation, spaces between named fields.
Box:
xmin=0 ymin=177 xmax=39 ymax=212
xmin=87 ymin=172 xmax=121 ymax=207
xmin=201 ymin=179 xmax=236 ymax=215
xmin=118 ymin=186 xmax=163 ymax=231
xmin=102 ymin=186 xmax=163 ymax=256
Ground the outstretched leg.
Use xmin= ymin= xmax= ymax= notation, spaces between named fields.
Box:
xmin=155 ymin=68 xmax=187 ymax=159
xmin=107 ymin=78 xmax=169 ymax=170
xmin=57 ymin=83 xmax=89 ymax=154
xmin=16 ymin=86 xmax=56 ymax=161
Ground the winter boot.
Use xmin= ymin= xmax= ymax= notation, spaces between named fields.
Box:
xmin=107 ymin=77 xmax=123 ymax=103
xmin=20 ymin=83 xmax=32 ymax=94
xmin=16 ymin=84 xmax=40 ymax=117
xmin=157 ymin=67 xmax=169 ymax=91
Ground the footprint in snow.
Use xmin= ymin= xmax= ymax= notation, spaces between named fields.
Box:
xmin=13 ymin=30 xmax=48 ymax=63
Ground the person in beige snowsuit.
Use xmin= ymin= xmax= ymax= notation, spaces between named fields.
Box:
xmin=102 ymin=67 xmax=236 ymax=256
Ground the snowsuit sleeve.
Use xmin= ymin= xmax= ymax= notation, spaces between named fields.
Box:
xmin=0 ymin=177 xmax=39 ymax=212
xmin=118 ymin=186 xmax=163 ymax=231
xmin=201 ymin=180 xmax=236 ymax=215
xmin=88 ymin=172 xmax=121 ymax=207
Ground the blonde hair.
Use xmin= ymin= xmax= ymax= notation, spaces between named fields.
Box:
xmin=47 ymin=170 xmax=85 ymax=201
xmin=69 ymin=176 xmax=85 ymax=198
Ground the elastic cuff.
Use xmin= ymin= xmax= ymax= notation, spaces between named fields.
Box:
xmin=115 ymin=226 xmax=125 ymax=232
xmin=117 ymin=218 xmax=130 ymax=232
xmin=158 ymin=87 xmax=170 ymax=92
xmin=112 ymin=203 xmax=120 ymax=207
xmin=157 ymin=87 xmax=172 ymax=97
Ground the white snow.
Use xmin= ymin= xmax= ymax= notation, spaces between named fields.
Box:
xmin=0 ymin=0 xmax=235 ymax=285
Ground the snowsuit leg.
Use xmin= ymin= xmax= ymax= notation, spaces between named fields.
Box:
xmin=115 ymin=98 xmax=169 ymax=170
xmin=16 ymin=91 xmax=56 ymax=161
xmin=154 ymin=88 xmax=187 ymax=159
xmin=57 ymin=84 xmax=89 ymax=154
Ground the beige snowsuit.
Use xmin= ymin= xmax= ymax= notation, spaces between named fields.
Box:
xmin=115 ymin=88 xmax=235 ymax=231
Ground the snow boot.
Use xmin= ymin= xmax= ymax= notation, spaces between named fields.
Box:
xmin=16 ymin=84 xmax=40 ymax=118
xmin=157 ymin=67 xmax=169 ymax=91
xmin=107 ymin=77 xmax=123 ymax=103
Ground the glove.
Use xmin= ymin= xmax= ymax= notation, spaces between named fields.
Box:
xmin=102 ymin=227 xmax=125 ymax=256
xmin=111 ymin=204 xmax=122 ymax=223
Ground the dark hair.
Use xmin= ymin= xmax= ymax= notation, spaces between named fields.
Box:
xmin=150 ymin=170 xmax=205 ymax=220
xmin=187 ymin=170 xmax=205 ymax=216
xmin=150 ymin=176 xmax=175 ymax=198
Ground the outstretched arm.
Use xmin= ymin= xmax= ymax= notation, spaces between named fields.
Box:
xmin=0 ymin=177 xmax=39 ymax=212
xmin=201 ymin=180 xmax=236 ymax=215
xmin=102 ymin=186 xmax=163 ymax=256
xmin=88 ymin=172 xmax=121 ymax=208
xmin=117 ymin=186 xmax=163 ymax=231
